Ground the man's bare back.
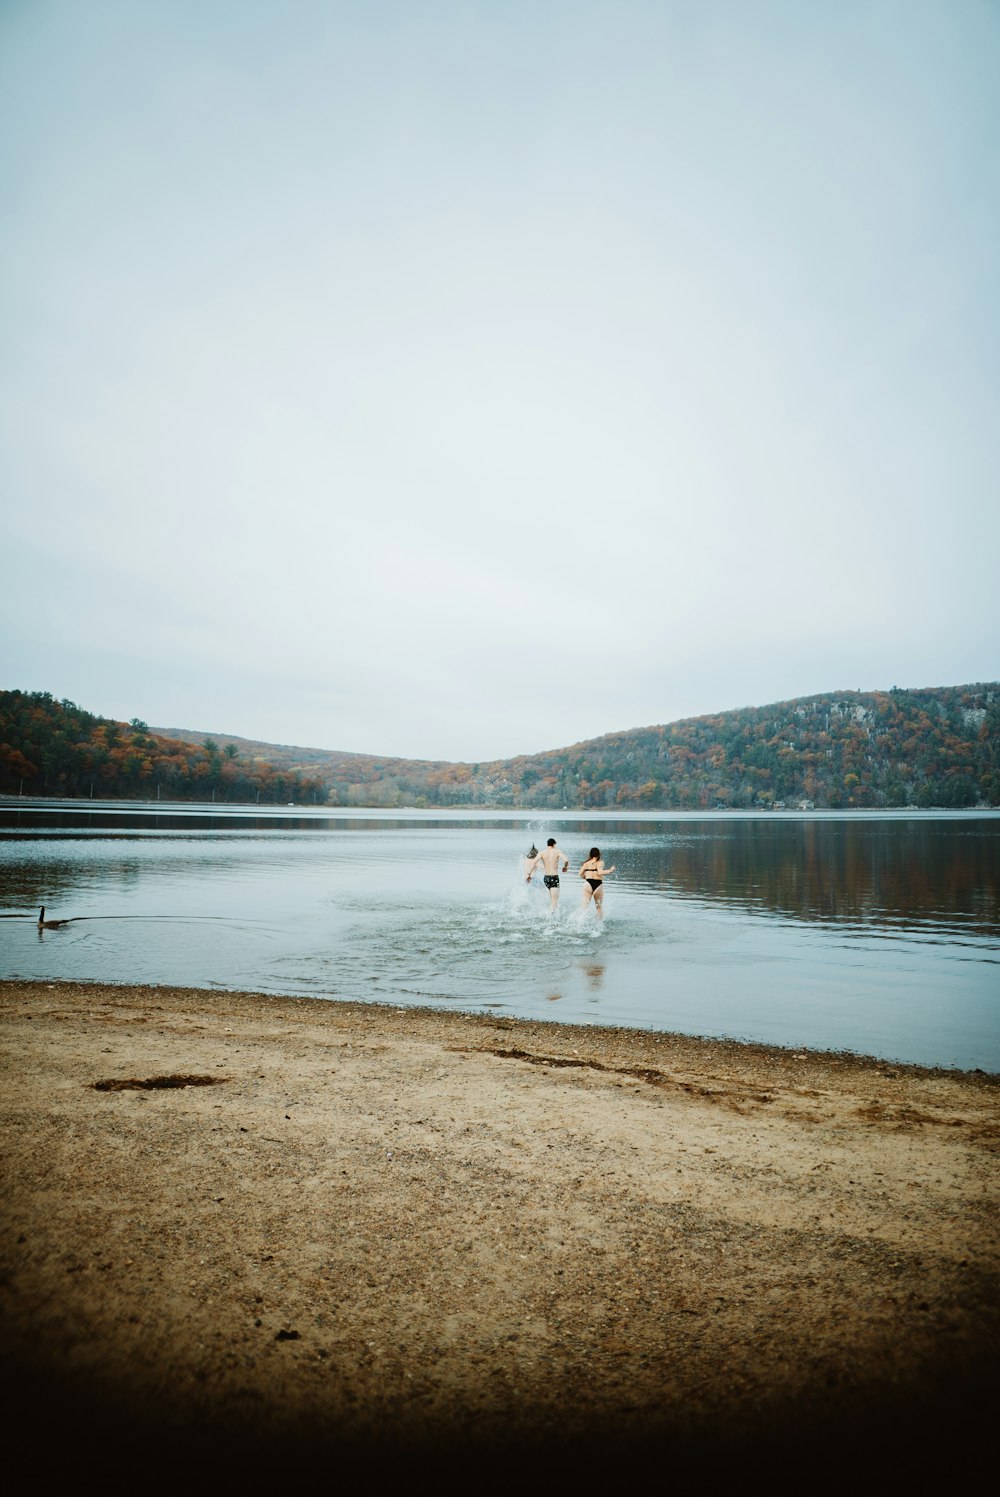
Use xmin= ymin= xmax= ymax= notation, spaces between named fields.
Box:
xmin=528 ymin=839 xmax=569 ymax=909
xmin=537 ymin=845 xmax=567 ymax=875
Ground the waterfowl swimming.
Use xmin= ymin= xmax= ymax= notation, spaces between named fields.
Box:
xmin=37 ymin=906 xmax=71 ymax=928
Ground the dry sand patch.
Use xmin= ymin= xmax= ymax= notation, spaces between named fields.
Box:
xmin=1 ymin=979 xmax=997 ymax=1487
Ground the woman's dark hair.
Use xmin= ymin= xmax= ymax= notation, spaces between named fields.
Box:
xmin=589 ymin=846 xmax=600 ymax=860
xmin=528 ymin=845 xmax=538 ymax=858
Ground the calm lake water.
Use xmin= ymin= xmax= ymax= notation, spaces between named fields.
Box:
xmin=1 ymin=803 xmax=998 ymax=1071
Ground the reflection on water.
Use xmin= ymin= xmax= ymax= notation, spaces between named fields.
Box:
xmin=1 ymin=807 xmax=998 ymax=1070
xmin=646 ymin=819 xmax=998 ymax=935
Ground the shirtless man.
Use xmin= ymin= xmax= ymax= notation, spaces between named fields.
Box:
xmin=527 ymin=837 xmax=570 ymax=911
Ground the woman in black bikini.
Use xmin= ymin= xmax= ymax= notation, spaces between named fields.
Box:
xmin=580 ymin=846 xmax=616 ymax=918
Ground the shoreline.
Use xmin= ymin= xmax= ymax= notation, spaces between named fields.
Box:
xmin=3 ymin=979 xmax=998 ymax=1484
xmin=5 ymin=793 xmax=1000 ymax=816
xmin=4 ymin=971 xmax=995 ymax=1082
xmin=7 ymin=973 xmax=998 ymax=1080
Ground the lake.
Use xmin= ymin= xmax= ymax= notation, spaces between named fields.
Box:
xmin=1 ymin=803 xmax=998 ymax=1071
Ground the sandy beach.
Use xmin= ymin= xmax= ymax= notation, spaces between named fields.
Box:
xmin=2 ymin=978 xmax=997 ymax=1487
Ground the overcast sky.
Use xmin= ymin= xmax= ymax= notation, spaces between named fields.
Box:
xmin=2 ymin=1 xmax=997 ymax=761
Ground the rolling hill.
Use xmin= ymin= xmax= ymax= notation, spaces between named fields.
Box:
xmin=157 ymin=681 xmax=998 ymax=810
xmin=2 ymin=681 xmax=996 ymax=808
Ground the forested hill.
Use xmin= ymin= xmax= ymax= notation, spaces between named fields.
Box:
xmin=2 ymin=682 xmax=998 ymax=808
xmin=493 ymin=683 xmax=999 ymax=811
xmin=0 ymin=691 xmax=327 ymax=804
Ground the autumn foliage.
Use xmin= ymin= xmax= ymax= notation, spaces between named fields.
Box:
xmin=0 ymin=692 xmax=325 ymax=804
xmin=2 ymin=683 xmax=997 ymax=808
xmin=493 ymin=684 xmax=1000 ymax=812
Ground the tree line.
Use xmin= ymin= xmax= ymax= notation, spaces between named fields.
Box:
xmin=0 ymin=691 xmax=326 ymax=804
xmin=2 ymin=682 xmax=997 ymax=808
xmin=487 ymin=683 xmax=999 ymax=811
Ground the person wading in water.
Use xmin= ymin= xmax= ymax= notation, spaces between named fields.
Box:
xmin=527 ymin=837 xmax=570 ymax=912
xmin=580 ymin=846 xmax=617 ymax=919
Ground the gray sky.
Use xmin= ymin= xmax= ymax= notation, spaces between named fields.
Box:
xmin=2 ymin=1 xmax=998 ymax=761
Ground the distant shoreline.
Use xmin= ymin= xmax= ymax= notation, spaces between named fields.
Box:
xmin=4 ymin=793 xmax=999 ymax=817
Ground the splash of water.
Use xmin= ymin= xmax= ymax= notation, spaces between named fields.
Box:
xmin=497 ymin=865 xmax=606 ymax=942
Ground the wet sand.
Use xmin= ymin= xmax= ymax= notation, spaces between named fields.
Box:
xmin=2 ymin=979 xmax=998 ymax=1488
